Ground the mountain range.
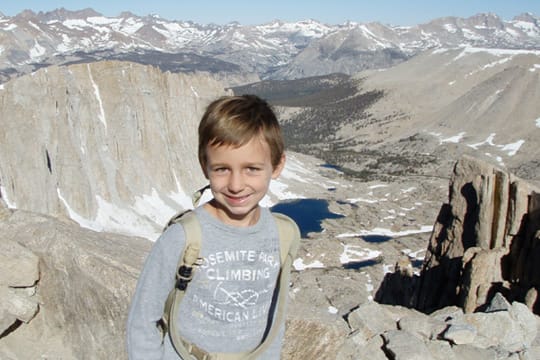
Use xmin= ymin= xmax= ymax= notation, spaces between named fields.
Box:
xmin=1 ymin=8 xmax=539 ymax=83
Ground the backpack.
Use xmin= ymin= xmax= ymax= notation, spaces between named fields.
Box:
xmin=157 ymin=205 xmax=301 ymax=360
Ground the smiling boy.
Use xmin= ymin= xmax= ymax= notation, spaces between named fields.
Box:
xmin=127 ymin=95 xmax=300 ymax=359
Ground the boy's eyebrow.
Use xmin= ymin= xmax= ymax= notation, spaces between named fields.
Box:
xmin=208 ymin=160 xmax=266 ymax=167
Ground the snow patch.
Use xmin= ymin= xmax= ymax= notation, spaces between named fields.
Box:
xmin=57 ymin=185 xmax=197 ymax=241
xmin=455 ymin=46 xmax=540 ymax=60
xmin=468 ymin=133 xmax=524 ymax=156
xmin=87 ymin=64 xmax=107 ymax=130
xmin=340 ymin=244 xmax=381 ymax=264
xmin=132 ymin=188 xmax=179 ymax=226
xmin=365 ymin=273 xmax=374 ymax=301
xmin=402 ymin=248 xmax=425 ymax=261
xmin=293 ymin=258 xmax=325 ymax=271
xmin=347 ymin=197 xmax=378 ymax=204
xmin=58 ymin=189 xmax=160 ymax=240
xmin=29 ymin=40 xmax=46 ymax=59
xmin=328 ymin=306 xmax=338 ymax=314
xmin=0 ymin=185 xmax=16 ymax=208
xmin=369 ymin=184 xmax=388 ymax=189
xmin=430 ymin=131 xmax=525 ymax=157
xmin=2 ymin=23 xmax=17 ymax=31
xmin=190 ymin=86 xmax=199 ymax=98
xmin=429 ymin=131 xmax=466 ymax=144
xmin=500 ymin=140 xmax=525 ymax=156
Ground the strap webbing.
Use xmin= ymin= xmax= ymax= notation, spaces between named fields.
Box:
xmin=161 ymin=211 xmax=202 ymax=359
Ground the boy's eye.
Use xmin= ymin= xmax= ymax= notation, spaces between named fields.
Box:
xmin=247 ymin=166 xmax=262 ymax=172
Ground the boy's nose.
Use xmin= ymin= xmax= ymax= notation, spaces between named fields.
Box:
xmin=227 ymin=172 xmax=245 ymax=192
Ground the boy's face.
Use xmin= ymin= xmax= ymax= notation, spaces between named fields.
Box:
xmin=203 ymin=136 xmax=284 ymax=226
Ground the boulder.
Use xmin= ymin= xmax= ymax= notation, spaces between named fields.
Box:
xmin=331 ymin=295 xmax=540 ymax=359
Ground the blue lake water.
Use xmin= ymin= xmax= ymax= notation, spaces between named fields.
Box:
xmin=272 ymin=198 xmax=399 ymax=271
xmin=271 ymin=198 xmax=344 ymax=238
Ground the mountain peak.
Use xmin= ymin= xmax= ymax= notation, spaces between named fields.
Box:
xmin=36 ymin=7 xmax=102 ymax=22
xmin=14 ymin=9 xmax=37 ymax=20
xmin=513 ymin=12 xmax=539 ymax=23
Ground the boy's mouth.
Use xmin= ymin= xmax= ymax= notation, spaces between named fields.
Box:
xmin=225 ymin=193 xmax=251 ymax=205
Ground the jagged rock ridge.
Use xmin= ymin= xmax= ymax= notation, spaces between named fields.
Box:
xmin=418 ymin=155 xmax=540 ymax=313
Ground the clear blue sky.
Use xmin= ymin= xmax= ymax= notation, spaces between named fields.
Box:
xmin=1 ymin=1 xmax=539 ymax=26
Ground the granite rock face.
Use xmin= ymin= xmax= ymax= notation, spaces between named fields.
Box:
xmin=0 ymin=61 xmax=229 ymax=239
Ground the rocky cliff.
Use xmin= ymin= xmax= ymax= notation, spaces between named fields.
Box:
xmin=0 ymin=61 xmax=228 ymax=239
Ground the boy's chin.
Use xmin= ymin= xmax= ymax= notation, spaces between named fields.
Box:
xmin=211 ymin=200 xmax=261 ymax=224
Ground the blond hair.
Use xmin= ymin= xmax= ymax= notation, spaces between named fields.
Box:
xmin=198 ymin=95 xmax=284 ymax=170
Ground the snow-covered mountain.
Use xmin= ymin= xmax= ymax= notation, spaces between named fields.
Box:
xmin=1 ymin=9 xmax=539 ymax=83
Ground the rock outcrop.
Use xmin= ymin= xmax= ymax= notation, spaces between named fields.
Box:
xmin=0 ymin=201 xmax=40 ymax=341
xmin=376 ymin=155 xmax=540 ymax=315
xmin=415 ymin=155 xmax=540 ymax=313
xmin=333 ymin=294 xmax=540 ymax=359
xmin=0 ymin=200 xmax=151 ymax=359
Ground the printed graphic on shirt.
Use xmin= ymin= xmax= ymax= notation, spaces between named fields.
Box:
xmin=188 ymin=249 xmax=280 ymax=326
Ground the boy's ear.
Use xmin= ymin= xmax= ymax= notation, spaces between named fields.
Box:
xmin=271 ymin=154 xmax=286 ymax=179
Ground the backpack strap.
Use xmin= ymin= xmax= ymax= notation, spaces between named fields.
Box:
xmin=273 ymin=212 xmax=301 ymax=264
xmin=243 ymin=212 xmax=300 ymax=359
xmin=157 ymin=210 xmax=202 ymax=360
xmin=160 ymin=210 xmax=300 ymax=360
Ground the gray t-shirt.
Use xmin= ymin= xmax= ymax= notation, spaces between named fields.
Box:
xmin=127 ymin=206 xmax=284 ymax=359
